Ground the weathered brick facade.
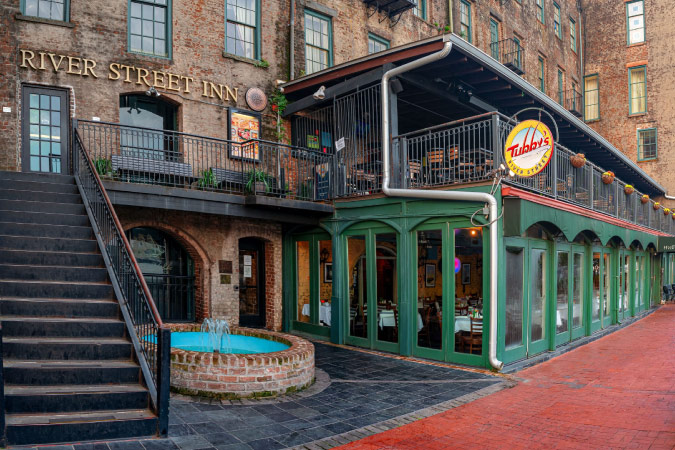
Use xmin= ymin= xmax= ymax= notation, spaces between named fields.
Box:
xmin=582 ymin=0 xmax=675 ymax=206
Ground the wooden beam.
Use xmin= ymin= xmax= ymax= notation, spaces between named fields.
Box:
xmin=476 ymin=84 xmax=512 ymax=94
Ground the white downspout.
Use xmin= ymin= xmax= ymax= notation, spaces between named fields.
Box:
xmin=381 ymin=36 xmax=503 ymax=370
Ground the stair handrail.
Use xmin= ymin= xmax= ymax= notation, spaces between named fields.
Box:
xmin=72 ymin=123 xmax=170 ymax=436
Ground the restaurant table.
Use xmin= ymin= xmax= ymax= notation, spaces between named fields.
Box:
xmin=455 ymin=315 xmax=482 ymax=333
xmin=379 ymin=310 xmax=423 ymax=332
xmin=301 ymin=303 xmax=332 ymax=326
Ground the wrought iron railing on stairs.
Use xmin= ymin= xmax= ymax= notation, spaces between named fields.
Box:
xmin=72 ymin=126 xmax=171 ymax=436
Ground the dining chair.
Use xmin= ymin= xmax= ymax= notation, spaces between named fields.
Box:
xmin=408 ymin=160 xmax=422 ymax=187
xmin=461 ymin=317 xmax=483 ymax=355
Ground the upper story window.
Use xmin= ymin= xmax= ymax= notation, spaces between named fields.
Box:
xmin=23 ymin=0 xmax=68 ymax=21
xmin=412 ymin=0 xmax=426 ymax=20
xmin=536 ymin=0 xmax=545 ymax=24
xmin=626 ymin=0 xmax=645 ymax=45
xmin=226 ymin=0 xmax=259 ymax=59
xmin=570 ymin=18 xmax=577 ymax=52
xmin=553 ymin=3 xmax=561 ymax=38
xmin=538 ymin=56 xmax=545 ymax=92
xmin=489 ymin=19 xmax=500 ymax=59
xmin=584 ymin=75 xmax=599 ymax=121
xmin=460 ymin=0 xmax=472 ymax=43
xmin=637 ymin=128 xmax=657 ymax=161
xmin=513 ymin=36 xmax=522 ymax=68
xmin=629 ymin=66 xmax=647 ymax=115
xmin=129 ymin=0 xmax=170 ymax=58
xmin=557 ymin=69 xmax=564 ymax=104
xmin=305 ymin=10 xmax=332 ymax=75
xmin=368 ymin=33 xmax=389 ymax=54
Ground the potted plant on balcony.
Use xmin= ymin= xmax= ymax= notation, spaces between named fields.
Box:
xmin=641 ymin=194 xmax=649 ymax=204
xmin=601 ymin=171 xmax=615 ymax=184
xmin=672 ymin=213 xmax=675 ymax=220
xmin=570 ymin=153 xmax=586 ymax=168
xmin=653 ymin=202 xmax=660 ymax=210
xmin=624 ymin=184 xmax=634 ymax=195
xmin=94 ymin=157 xmax=112 ymax=178
xmin=245 ymin=169 xmax=269 ymax=194
xmin=664 ymin=208 xmax=671 ymax=216
xmin=197 ymin=169 xmax=218 ymax=190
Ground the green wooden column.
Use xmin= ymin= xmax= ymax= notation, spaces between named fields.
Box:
xmin=398 ymin=218 xmax=413 ymax=356
xmin=330 ymin=224 xmax=344 ymax=345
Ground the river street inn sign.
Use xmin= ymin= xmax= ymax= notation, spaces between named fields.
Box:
xmin=19 ymin=49 xmax=238 ymax=103
xmin=504 ymin=119 xmax=555 ymax=178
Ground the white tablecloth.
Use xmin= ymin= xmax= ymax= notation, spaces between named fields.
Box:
xmin=301 ymin=303 xmax=332 ymax=326
xmin=378 ymin=311 xmax=423 ymax=332
xmin=455 ymin=315 xmax=482 ymax=333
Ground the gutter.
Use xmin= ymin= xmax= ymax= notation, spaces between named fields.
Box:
xmin=289 ymin=0 xmax=295 ymax=80
xmin=381 ymin=36 xmax=503 ymax=371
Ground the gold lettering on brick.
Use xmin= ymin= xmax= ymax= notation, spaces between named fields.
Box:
xmin=181 ymin=75 xmax=194 ymax=94
xmin=167 ymin=73 xmax=181 ymax=91
xmin=225 ymin=86 xmax=238 ymax=103
xmin=209 ymin=82 xmax=223 ymax=100
xmin=82 ymin=59 xmax=98 ymax=78
xmin=48 ymin=53 xmax=66 ymax=72
xmin=136 ymin=67 xmax=151 ymax=86
xmin=19 ymin=50 xmax=37 ymax=69
xmin=38 ymin=52 xmax=47 ymax=70
xmin=108 ymin=63 xmax=121 ymax=80
xmin=120 ymin=65 xmax=135 ymax=83
xmin=67 ymin=56 xmax=82 ymax=75
xmin=152 ymin=70 xmax=166 ymax=89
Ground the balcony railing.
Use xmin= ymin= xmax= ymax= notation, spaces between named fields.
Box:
xmin=75 ymin=120 xmax=332 ymax=202
xmin=564 ymin=88 xmax=583 ymax=117
xmin=490 ymin=38 xmax=525 ymax=75
xmin=392 ymin=112 xmax=674 ymax=236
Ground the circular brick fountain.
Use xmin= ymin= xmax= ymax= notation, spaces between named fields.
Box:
xmin=167 ymin=325 xmax=315 ymax=398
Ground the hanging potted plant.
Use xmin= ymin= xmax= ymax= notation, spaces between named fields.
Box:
xmin=601 ymin=171 xmax=615 ymax=184
xmin=653 ymin=202 xmax=660 ymax=210
xmin=672 ymin=213 xmax=675 ymax=220
xmin=641 ymin=194 xmax=649 ymax=204
xmin=664 ymin=208 xmax=671 ymax=216
xmin=570 ymin=153 xmax=586 ymax=168
xmin=624 ymin=184 xmax=634 ymax=195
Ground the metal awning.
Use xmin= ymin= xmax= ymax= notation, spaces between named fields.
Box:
xmin=282 ymin=34 xmax=665 ymax=196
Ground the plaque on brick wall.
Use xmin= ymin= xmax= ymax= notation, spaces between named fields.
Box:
xmin=220 ymin=274 xmax=231 ymax=284
xmin=219 ymin=260 xmax=233 ymax=274
xmin=245 ymin=87 xmax=267 ymax=112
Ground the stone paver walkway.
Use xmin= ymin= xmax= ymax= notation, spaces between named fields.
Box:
xmin=340 ymin=305 xmax=675 ymax=450
xmin=20 ymin=342 xmax=502 ymax=450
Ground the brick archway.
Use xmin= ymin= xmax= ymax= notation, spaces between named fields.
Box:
xmin=123 ymin=221 xmax=211 ymax=323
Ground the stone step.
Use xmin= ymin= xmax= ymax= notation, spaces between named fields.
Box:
xmin=3 ymin=336 xmax=133 ymax=360
xmin=5 ymin=384 xmax=150 ymax=414
xmin=3 ymin=359 xmax=142 ymax=385
xmin=0 ymin=188 xmax=82 ymax=204
xmin=0 ymin=279 xmax=113 ymax=300
xmin=0 ymin=234 xmax=98 ymax=253
xmin=5 ymin=409 xmax=157 ymax=446
xmin=0 ymin=221 xmax=93 ymax=239
xmin=0 ymin=199 xmax=86 ymax=215
xmin=0 ymin=209 xmax=90 ymax=226
xmin=0 ymin=297 xmax=119 ymax=318
xmin=0 ymin=264 xmax=108 ymax=283
xmin=0 ymin=171 xmax=75 ymax=185
xmin=1 ymin=316 xmax=126 ymax=338
xmin=0 ymin=249 xmax=104 ymax=267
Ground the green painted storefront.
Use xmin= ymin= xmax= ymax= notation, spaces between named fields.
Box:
xmin=282 ymin=184 xmax=665 ymax=369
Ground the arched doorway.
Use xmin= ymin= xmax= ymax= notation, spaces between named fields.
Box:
xmin=127 ymin=227 xmax=196 ymax=322
xmin=119 ymin=94 xmax=178 ymax=161
xmin=239 ymin=237 xmax=266 ymax=327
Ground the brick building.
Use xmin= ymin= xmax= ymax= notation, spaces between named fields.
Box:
xmin=581 ymin=0 xmax=675 ymax=206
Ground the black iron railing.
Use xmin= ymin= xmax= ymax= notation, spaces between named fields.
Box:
xmin=78 ymin=120 xmax=332 ymax=202
xmin=564 ymin=88 xmax=583 ymax=117
xmin=145 ymin=274 xmax=196 ymax=323
xmin=490 ymin=38 xmax=525 ymax=74
xmin=73 ymin=127 xmax=171 ymax=436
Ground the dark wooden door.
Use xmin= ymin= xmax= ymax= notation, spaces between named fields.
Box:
xmin=22 ymin=85 xmax=69 ymax=174
xmin=239 ymin=238 xmax=266 ymax=327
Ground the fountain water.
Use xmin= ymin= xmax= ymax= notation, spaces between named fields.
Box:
xmin=200 ymin=318 xmax=231 ymax=353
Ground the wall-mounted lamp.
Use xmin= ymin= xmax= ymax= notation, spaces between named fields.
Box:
xmin=312 ymin=85 xmax=326 ymax=100
xmin=320 ymin=247 xmax=330 ymax=264
xmin=146 ymin=86 xmax=161 ymax=97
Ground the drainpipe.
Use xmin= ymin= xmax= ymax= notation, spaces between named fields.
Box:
xmin=290 ymin=0 xmax=295 ymax=80
xmin=381 ymin=36 xmax=503 ymax=371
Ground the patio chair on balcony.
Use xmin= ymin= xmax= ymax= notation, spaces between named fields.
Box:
xmin=407 ymin=160 xmax=422 ymax=187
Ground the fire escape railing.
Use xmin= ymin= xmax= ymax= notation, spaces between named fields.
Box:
xmin=72 ymin=124 xmax=171 ymax=436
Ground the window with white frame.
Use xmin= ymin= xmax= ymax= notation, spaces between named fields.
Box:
xmin=305 ymin=11 xmax=332 ymax=75
xmin=226 ymin=0 xmax=259 ymax=59
xmin=23 ymin=0 xmax=68 ymax=21
xmin=637 ymin=128 xmax=657 ymax=161
xmin=626 ymin=0 xmax=645 ymax=45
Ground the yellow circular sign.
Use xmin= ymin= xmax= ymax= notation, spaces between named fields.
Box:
xmin=504 ymin=120 xmax=555 ymax=178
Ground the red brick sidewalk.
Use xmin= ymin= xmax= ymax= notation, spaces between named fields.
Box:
xmin=340 ymin=305 xmax=675 ymax=450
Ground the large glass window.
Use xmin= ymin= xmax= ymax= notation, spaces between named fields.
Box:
xmin=417 ymin=230 xmax=443 ymax=350
xmin=584 ymin=75 xmax=599 ymax=121
xmin=460 ymin=1 xmax=472 ymax=43
xmin=376 ymin=234 xmax=397 ymax=343
xmin=624 ymin=255 xmax=630 ymax=313
xmin=531 ymin=249 xmax=546 ymax=342
xmin=129 ymin=0 xmax=170 ymax=58
xmin=553 ymin=2 xmax=561 ymax=38
xmin=490 ymin=19 xmax=500 ymax=60
xmin=128 ymin=227 xmax=195 ymax=322
xmin=226 ymin=0 xmax=258 ymax=59
xmin=570 ymin=18 xmax=577 ymax=52
xmin=119 ymin=94 xmax=177 ymax=161
xmin=296 ymin=241 xmax=311 ymax=323
xmin=603 ymin=253 xmax=611 ymax=320
xmin=572 ymin=252 xmax=583 ymax=328
xmin=592 ymin=252 xmax=601 ymax=321
xmin=27 ymin=92 xmax=63 ymax=173
xmin=536 ymin=0 xmax=545 ymax=24
xmin=368 ymin=33 xmax=389 ymax=55
xmin=411 ymin=0 xmax=425 ymax=19
xmin=538 ymin=57 xmax=546 ymax=92
xmin=348 ymin=236 xmax=367 ymax=339
xmin=505 ymin=247 xmax=524 ymax=349
xmin=556 ymin=251 xmax=569 ymax=334
xmin=304 ymin=11 xmax=332 ymax=75
xmin=558 ymin=69 xmax=564 ymax=104
xmin=626 ymin=0 xmax=645 ymax=45
xmin=455 ymin=228 xmax=483 ymax=354
xmin=629 ymin=66 xmax=647 ymax=115
xmin=23 ymin=0 xmax=67 ymax=21
xmin=638 ymin=128 xmax=657 ymax=161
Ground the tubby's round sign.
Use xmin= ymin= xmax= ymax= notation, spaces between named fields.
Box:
xmin=504 ymin=120 xmax=554 ymax=177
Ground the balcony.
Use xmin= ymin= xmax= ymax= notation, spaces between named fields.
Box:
xmin=362 ymin=0 xmax=415 ymax=26
xmin=75 ymin=120 xmax=334 ymax=219
xmin=564 ymin=88 xmax=583 ymax=117
xmin=489 ymin=38 xmax=525 ymax=75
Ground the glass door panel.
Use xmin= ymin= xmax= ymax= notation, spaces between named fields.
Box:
xmin=347 ymin=236 xmax=368 ymax=340
xmin=556 ymin=251 xmax=569 ymax=337
xmin=417 ymin=230 xmax=443 ymax=351
xmin=296 ymin=241 xmax=311 ymax=323
xmin=318 ymin=240 xmax=332 ymax=327
xmin=591 ymin=252 xmax=601 ymax=331
xmin=453 ymin=228 xmax=484 ymax=356
xmin=375 ymin=234 xmax=397 ymax=344
xmin=602 ymin=252 xmax=612 ymax=327
xmin=22 ymin=86 xmax=68 ymax=174
xmin=529 ymin=248 xmax=547 ymax=354
xmin=571 ymin=252 xmax=584 ymax=337
xmin=504 ymin=246 xmax=526 ymax=361
xmin=624 ymin=254 xmax=631 ymax=317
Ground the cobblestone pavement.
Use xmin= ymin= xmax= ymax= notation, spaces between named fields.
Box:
xmin=22 ymin=342 xmax=503 ymax=449
xmin=340 ymin=305 xmax=675 ymax=450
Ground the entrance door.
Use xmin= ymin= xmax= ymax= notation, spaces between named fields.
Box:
xmin=601 ymin=251 xmax=613 ymax=328
xmin=528 ymin=243 xmax=549 ymax=356
xmin=22 ymin=85 xmax=69 ymax=174
xmin=239 ymin=238 xmax=265 ymax=327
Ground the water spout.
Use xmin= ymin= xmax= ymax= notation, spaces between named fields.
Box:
xmin=200 ymin=318 xmax=231 ymax=353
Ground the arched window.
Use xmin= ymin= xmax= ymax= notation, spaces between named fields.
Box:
xmin=119 ymin=94 xmax=178 ymax=162
xmin=127 ymin=227 xmax=195 ymax=322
